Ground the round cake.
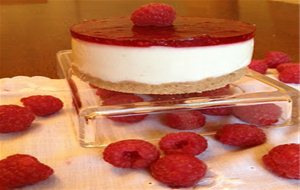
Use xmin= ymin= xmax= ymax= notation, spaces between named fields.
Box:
xmin=70 ymin=17 xmax=255 ymax=94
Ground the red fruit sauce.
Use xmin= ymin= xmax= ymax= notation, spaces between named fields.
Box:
xmin=70 ymin=17 xmax=255 ymax=47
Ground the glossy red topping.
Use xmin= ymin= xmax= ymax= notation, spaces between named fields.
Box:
xmin=70 ymin=17 xmax=255 ymax=47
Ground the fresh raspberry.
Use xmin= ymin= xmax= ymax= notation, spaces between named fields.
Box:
xmin=215 ymin=123 xmax=266 ymax=147
xmin=159 ymin=132 xmax=207 ymax=155
xmin=200 ymin=106 xmax=232 ymax=116
xmin=276 ymin=63 xmax=299 ymax=72
xmin=103 ymin=139 xmax=160 ymax=168
xmin=89 ymin=83 xmax=130 ymax=100
xmin=150 ymin=154 xmax=207 ymax=188
xmin=131 ymin=3 xmax=176 ymax=26
xmin=102 ymin=94 xmax=147 ymax=123
xmin=0 ymin=185 xmax=10 ymax=190
xmin=265 ymin=51 xmax=292 ymax=68
xmin=248 ymin=59 xmax=268 ymax=74
xmin=95 ymin=88 xmax=129 ymax=99
xmin=278 ymin=65 xmax=300 ymax=84
xmin=0 ymin=154 xmax=53 ymax=189
xmin=21 ymin=95 xmax=63 ymax=116
xmin=0 ymin=105 xmax=35 ymax=133
xmin=232 ymin=103 xmax=282 ymax=126
xmin=263 ymin=144 xmax=300 ymax=179
xmin=161 ymin=110 xmax=206 ymax=130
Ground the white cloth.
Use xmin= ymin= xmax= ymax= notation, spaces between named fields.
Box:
xmin=0 ymin=76 xmax=299 ymax=190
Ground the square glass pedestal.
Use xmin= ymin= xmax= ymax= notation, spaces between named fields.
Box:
xmin=57 ymin=50 xmax=299 ymax=148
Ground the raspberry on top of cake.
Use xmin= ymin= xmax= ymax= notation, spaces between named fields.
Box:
xmin=70 ymin=3 xmax=255 ymax=94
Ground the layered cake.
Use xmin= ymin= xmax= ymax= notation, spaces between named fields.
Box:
xmin=70 ymin=5 xmax=255 ymax=94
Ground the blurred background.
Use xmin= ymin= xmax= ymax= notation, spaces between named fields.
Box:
xmin=0 ymin=0 xmax=299 ymax=78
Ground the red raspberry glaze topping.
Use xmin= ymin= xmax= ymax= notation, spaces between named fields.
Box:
xmin=0 ymin=154 xmax=53 ymax=189
xmin=70 ymin=17 xmax=255 ymax=47
xmin=150 ymin=154 xmax=207 ymax=188
xmin=263 ymin=144 xmax=300 ymax=179
xmin=103 ymin=139 xmax=160 ymax=168
xmin=131 ymin=3 xmax=176 ymax=26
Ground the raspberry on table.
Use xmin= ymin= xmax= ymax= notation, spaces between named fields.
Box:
xmin=0 ymin=105 xmax=35 ymax=133
xmin=0 ymin=154 xmax=53 ymax=189
xmin=90 ymin=84 xmax=130 ymax=100
xmin=276 ymin=63 xmax=299 ymax=72
xmin=21 ymin=95 xmax=63 ymax=116
xmin=278 ymin=65 xmax=300 ymax=84
xmin=248 ymin=59 xmax=268 ymax=74
xmin=200 ymin=106 xmax=232 ymax=116
xmin=0 ymin=184 xmax=10 ymax=190
xmin=159 ymin=132 xmax=207 ymax=155
xmin=131 ymin=3 xmax=176 ymax=26
xmin=96 ymin=88 xmax=129 ymax=99
xmin=103 ymin=139 xmax=160 ymax=168
xmin=161 ymin=110 xmax=206 ymax=130
xmin=150 ymin=154 xmax=207 ymax=188
xmin=263 ymin=143 xmax=300 ymax=179
xmin=215 ymin=123 xmax=266 ymax=147
xmin=265 ymin=51 xmax=292 ymax=68
xmin=232 ymin=103 xmax=282 ymax=126
xmin=102 ymin=94 xmax=147 ymax=123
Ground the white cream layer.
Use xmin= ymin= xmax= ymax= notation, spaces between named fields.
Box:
xmin=72 ymin=38 xmax=254 ymax=84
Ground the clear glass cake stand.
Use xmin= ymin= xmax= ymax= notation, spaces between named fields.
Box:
xmin=57 ymin=50 xmax=299 ymax=148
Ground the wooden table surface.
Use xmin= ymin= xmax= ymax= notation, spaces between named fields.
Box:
xmin=0 ymin=0 xmax=299 ymax=79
